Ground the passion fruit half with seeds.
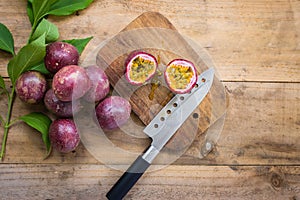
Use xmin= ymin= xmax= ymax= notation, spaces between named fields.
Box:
xmin=125 ymin=51 xmax=158 ymax=86
xmin=164 ymin=59 xmax=198 ymax=94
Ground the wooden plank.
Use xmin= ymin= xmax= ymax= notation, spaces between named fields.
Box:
xmin=0 ymin=81 xmax=299 ymax=165
xmin=181 ymin=82 xmax=300 ymax=165
xmin=0 ymin=1 xmax=299 ymax=198
xmin=0 ymin=0 xmax=299 ymax=82
xmin=0 ymin=164 xmax=299 ymax=199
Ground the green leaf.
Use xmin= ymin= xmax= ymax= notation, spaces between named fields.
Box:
xmin=19 ymin=112 xmax=52 ymax=157
xmin=31 ymin=19 xmax=59 ymax=43
xmin=63 ymin=36 xmax=93 ymax=54
xmin=48 ymin=0 xmax=93 ymax=16
xmin=29 ymin=62 xmax=50 ymax=75
xmin=0 ymin=23 xmax=15 ymax=55
xmin=31 ymin=0 xmax=58 ymax=28
xmin=7 ymin=34 xmax=46 ymax=85
xmin=0 ymin=76 xmax=5 ymax=90
xmin=27 ymin=1 xmax=34 ymax=25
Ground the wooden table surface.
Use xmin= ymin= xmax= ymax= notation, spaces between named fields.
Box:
xmin=0 ymin=0 xmax=300 ymax=199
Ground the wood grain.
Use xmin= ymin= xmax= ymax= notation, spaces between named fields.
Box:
xmin=0 ymin=82 xmax=298 ymax=165
xmin=0 ymin=164 xmax=299 ymax=200
xmin=0 ymin=0 xmax=299 ymax=199
xmin=182 ymin=82 xmax=300 ymax=165
xmin=0 ymin=0 xmax=299 ymax=82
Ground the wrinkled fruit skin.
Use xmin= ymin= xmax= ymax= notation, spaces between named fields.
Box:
xmin=96 ymin=96 xmax=131 ymax=130
xmin=44 ymin=42 xmax=79 ymax=73
xmin=84 ymin=65 xmax=110 ymax=102
xmin=44 ymin=89 xmax=82 ymax=118
xmin=125 ymin=51 xmax=158 ymax=86
xmin=52 ymin=65 xmax=91 ymax=102
xmin=49 ymin=119 xmax=80 ymax=153
xmin=164 ymin=59 xmax=198 ymax=94
xmin=15 ymin=71 xmax=47 ymax=104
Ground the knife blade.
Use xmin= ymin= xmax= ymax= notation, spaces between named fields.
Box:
xmin=106 ymin=68 xmax=215 ymax=200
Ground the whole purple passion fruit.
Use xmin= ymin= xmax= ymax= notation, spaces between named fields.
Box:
xmin=49 ymin=119 xmax=80 ymax=153
xmin=52 ymin=65 xmax=91 ymax=102
xmin=15 ymin=71 xmax=47 ymax=104
xmin=125 ymin=51 xmax=158 ymax=86
xmin=84 ymin=65 xmax=110 ymax=102
xmin=96 ymin=96 xmax=131 ymax=130
xmin=44 ymin=89 xmax=82 ymax=117
xmin=164 ymin=59 xmax=198 ymax=94
xmin=44 ymin=42 xmax=79 ymax=73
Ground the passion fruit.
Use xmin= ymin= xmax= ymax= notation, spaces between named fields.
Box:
xmin=164 ymin=59 xmax=198 ymax=94
xmin=84 ymin=65 xmax=110 ymax=102
xmin=52 ymin=65 xmax=91 ymax=102
xmin=95 ymin=96 xmax=131 ymax=130
xmin=44 ymin=89 xmax=82 ymax=118
xmin=49 ymin=118 xmax=80 ymax=153
xmin=15 ymin=71 xmax=47 ymax=104
xmin=44 ymin=42 xmax=79 ymax=74
xmin=125 ymin=51 xmax=158 ymax=86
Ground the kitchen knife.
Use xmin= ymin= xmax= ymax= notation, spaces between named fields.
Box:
xmin=106 ymin=68 xmax=215 ymax=200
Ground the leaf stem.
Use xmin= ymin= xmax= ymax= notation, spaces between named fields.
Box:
xmin=0 ymin=87 xmax=15 ymax=161
xmin=3 ymin=88 xmax=9 ymax=98
xmin=28 ymin=20 xmax=40 ymax=43
xmin=6 ymin=118 xmax=19 ymax=128
xmin=28 ymin=28 xmax=35 ymax=44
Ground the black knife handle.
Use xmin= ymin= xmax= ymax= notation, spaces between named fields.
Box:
xmin=106 ymin=155 xmax=150 ymax=200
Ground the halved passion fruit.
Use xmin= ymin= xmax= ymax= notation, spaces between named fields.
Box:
xmin=164 ymin=59 xmax=198 ymax=94
xmin=125 ymin=51 xmax=158 ymax=86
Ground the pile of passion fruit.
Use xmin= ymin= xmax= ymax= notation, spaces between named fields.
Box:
xmin=15 ymin=42 xmax=130 ymax=153
xmin=15 ymin=46 xmax=197 ymax=154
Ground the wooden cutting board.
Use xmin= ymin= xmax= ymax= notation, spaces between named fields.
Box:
xmin=96 ymin=12 xmax=225 ymax=153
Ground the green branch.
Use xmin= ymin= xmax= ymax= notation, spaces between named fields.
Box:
xmin=0 ymin=87 xmax=15 ymax=161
